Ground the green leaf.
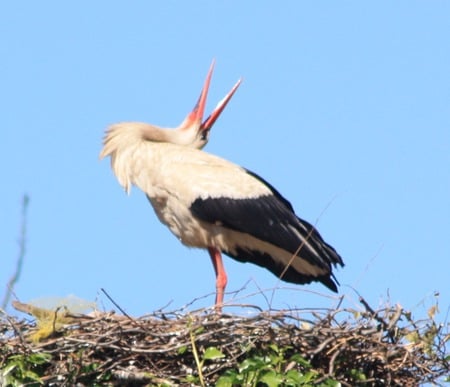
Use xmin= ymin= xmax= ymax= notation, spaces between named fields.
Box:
xmin=215 ymin=375 xmax=234 ymax=387
xmin=405 ymin=331 xmax=419 ymax=344
xmin=296 ymin=370 xmax=319 ymax=384
xmin=216 ymin=369 xmax=244 ymax=385
xmin=266 ymin=353 xmax=283 ymax=367
xmin=194 ymin=326 xmax=205 ymax=335
xmin=268 ymin=344 xmax=280 ymax=354
xmin=349 ymin=368 xmax=367 ymax=381
xmin=284 ymin=369 xmax=303 ymax=385
xmin=81 ymin=362 xmax=99 ymax=373
xmin=22 ymin=369 xmax=43 ymax=383
xmin=1 ymin=362 xmax=18 ymax=377
xmin=317 ymin=378 xmax=341 ymax=387
xmin=28 ymin=353 xmax=52 ymax=365
xmin=185 ymin=374 xmax=199 ymax=383
xmin=177 ymin=345 xmax=188 ymax=355
xmin=203 ymin=347 xmax=225 ymax=360
xmin=259 ymin=370 xmax=283 ymax=387
xmin=239 ymin=357 xmax=266 ymax=373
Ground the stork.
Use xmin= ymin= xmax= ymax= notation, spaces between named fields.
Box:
xmin=100 ymin=63 xmax=344 ymax=311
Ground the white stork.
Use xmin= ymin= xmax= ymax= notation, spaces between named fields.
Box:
xmin=100 ymin=63 xmax=344 ymax=310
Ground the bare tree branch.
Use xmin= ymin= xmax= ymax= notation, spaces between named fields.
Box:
xmin=2 ymin=194 xmax=30 ymax=310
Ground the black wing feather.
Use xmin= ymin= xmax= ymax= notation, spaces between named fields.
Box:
xmin=190 ymin=169 xmax=344 ymax=291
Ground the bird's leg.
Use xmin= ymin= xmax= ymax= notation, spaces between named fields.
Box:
xmin=207 ymin=247 xmax=228 ymax=312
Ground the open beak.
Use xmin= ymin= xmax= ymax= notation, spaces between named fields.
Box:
xmin=179 ymin=60 xmax=241 ymax=133
xmin=201 ymin=77 xmax=241 ymax=132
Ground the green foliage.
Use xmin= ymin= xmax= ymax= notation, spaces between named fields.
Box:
xmin=183 ymin=345 xmax=226 ymax=386
xmin=203 ymin=346 xmax=226 ymax=361
xmin=216 ymin=344 xmax=339 ymax=387
xmin=0 ymin=352 xmax=51 ymax=386
xmin=347 ymin=368 xmax=367 ymax=382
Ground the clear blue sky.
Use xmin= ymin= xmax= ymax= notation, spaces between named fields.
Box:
xmin=1 ymin=2 xmax=449 ymax=319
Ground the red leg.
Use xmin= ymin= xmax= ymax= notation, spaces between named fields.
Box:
xmin=207 ymin=247 xmax=228 ymax=311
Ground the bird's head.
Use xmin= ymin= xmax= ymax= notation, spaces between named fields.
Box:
xmin=100 ymin=61 xmax=241 ymax=193
xmin=101 ymin=61 xmax=241 ymax=155
xmin=174 ymin=60 xmax=241 ymax=149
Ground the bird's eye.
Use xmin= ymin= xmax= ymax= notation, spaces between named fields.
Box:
xmin=200 ymin=130 xmax=209 ymax=141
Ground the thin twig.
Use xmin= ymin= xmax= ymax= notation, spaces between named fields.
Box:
xmin=2 ymin=194 xmax=30 ymax=310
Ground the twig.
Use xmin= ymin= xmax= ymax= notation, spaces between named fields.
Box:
xmin=100 ymin=288 xmax=132 ymax=319
xmin=2 ymin=194 xmax=30 ymax=310
xmin=188 ymin=316 xmax=206 ymax=387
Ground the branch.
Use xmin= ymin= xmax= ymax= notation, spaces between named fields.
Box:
xmin=2 ymin=194 xmax=30 ymax=310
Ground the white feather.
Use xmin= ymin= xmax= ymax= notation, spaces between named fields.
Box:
xmin=100 ymin=123 xmax=272 ymax=247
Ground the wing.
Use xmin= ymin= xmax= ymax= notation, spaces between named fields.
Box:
xmin=190 ymin=169 xmax=344 ymax=291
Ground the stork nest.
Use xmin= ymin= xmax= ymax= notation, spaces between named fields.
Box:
xmin=1 ymin=296 xmax=449 ymax=386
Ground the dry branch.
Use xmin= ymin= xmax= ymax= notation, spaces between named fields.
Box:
xmin=1 ymin=299 xmax=449 ymax=386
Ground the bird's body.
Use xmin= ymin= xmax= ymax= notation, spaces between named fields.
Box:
xmin=101 ymin=123 xmax=343 ymax=296
xmin=101 ymin=63 xmax=343 ymax=310
xmin=102 ymin=123 xmax=273 ymax=245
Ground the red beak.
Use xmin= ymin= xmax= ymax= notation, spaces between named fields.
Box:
xmin=179 ymin=60 xmax=241 ymax=132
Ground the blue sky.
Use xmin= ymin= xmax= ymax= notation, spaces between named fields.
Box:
xmin=1 ymin=2 xmax=449 ymax=319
